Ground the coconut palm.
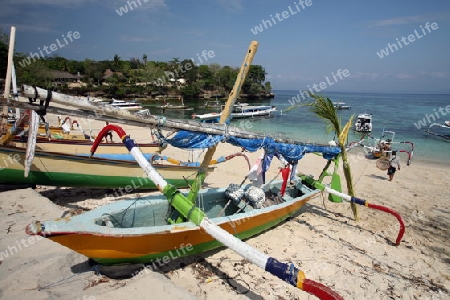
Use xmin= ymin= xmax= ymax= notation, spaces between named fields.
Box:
xmin=306 ymin=93 xmax=359 ymax=220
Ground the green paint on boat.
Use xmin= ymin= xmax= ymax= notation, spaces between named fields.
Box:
xmin=0 ymin=169 xmax=192 ymax=189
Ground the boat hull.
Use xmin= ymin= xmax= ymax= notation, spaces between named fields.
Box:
xmin=26 ymin=182 xmax=318 ymax=265
xmin=0 ymin=146 xmax=203 ymax=189
xmin=12 ymin=138 xmax=161 ymax=156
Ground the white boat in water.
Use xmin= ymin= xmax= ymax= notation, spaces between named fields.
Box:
xmin=193 ymin=102 xmax=277 ymax=122
xmin=333 ymin=102 xmax=351 ymax=110
xmin=192 ymin=112 xmax=222 ymax=123
xmin=355 ymin=113 xmax=372 ymax=132
xmin=109 ymin=99 xmax=143 ymax=111
xmin=226 ymin=103 xmax=277 ymax=119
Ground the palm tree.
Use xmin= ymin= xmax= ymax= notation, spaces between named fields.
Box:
xmin=306 ymin=93 xmax=359 ymax=220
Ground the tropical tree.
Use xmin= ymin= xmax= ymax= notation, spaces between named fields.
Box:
xmin=0 ymin=29 xmax=9 ymax=79
xmin=306 ymin=94 xmax=359 ymax=220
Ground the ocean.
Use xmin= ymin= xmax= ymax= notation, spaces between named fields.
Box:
xmin=143 ymin=91 xmax=450 ymax=166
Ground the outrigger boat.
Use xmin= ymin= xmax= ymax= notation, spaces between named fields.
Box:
xmin=425 ymin=121 xmax=450 ymax=140
xmin=0 ymin=145 xmax=210 ymax=189
xmin=347 ymin=129 xmax=414 ymax=165
xmin=12 ymin=135 xmax=162 ymax=157
xmin=160 ymin=97 xmax=193 ymax=111
xmin=25 ymin=178 xmax=318 ymax=265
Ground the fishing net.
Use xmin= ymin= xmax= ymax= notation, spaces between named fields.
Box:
xmin=244 ymin=186 xmax=266 ymax=208
xmin=376 ymin=157 xmax=390 ymax=171
xmin=225 ymin=184 xmax=245 ymax=204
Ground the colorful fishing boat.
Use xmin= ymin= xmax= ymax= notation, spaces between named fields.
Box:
xmin=347 ymin=129 xmax=414 ymax=165
xmin=0 ymin=145 xmax=209 ymax=189
xmin=12 ymin=136 xmax=162 ymax=156
xmin=26 ymin=179 xmax=318 ymax=265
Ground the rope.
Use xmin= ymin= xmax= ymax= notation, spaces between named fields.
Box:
xmin=38 ymin=265 xmax=99 ymax=290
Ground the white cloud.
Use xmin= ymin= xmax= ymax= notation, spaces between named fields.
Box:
xmin=396 ymin=73 xmax=415 ymax=79
xmin=419 ymin=71 xmax=448 ymax=78
xmin=370 ymin=12 xmax=450 ymax=27
xmin=1 ymin=0 xmax=167 ymax=10
xmin=119 ymin=35 xmax=155 ymax=42
xmin=217 ymin=0 xmax=243 ymax=13
xmin=349 ymin=72 xmax=381 ymax=80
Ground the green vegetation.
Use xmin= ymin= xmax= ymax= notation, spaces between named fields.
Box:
xmin=306 ymin=93 xmax=359 ymax=220
xmin=0 ymin=29 xmax=272 ymax=99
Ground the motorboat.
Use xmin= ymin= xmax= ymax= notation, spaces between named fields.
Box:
xmin=225 ymin=102 xmax=277 ymax=119
xmin=333 ymin=102 xmax=351 ymax=110
xmin=355 ymin=113 xmax=372 ymax=132
xmin=192 ymin=112 xmax=222 ymax=123
xmin=109 ymin=99 xmax=143 ymax=111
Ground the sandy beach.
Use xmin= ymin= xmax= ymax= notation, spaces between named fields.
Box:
xmin=0 ymin=115 xmax=449 ymax=300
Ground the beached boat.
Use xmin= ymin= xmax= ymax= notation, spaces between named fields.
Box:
xmin=425 ymin=121 xmax=450 ymax=140
xmin=354 ymin=113 xmax=372 ymax=132
xmin=109 ymin=99 xmax=143 ymax=111
xmin=11 ymin=136 xmax=162 ymax=156
xmin=26 ymin=179 xmax=318 ymax=265
xmin=333 ymin=102 xmax=351 ymax=110
xmin=226 ymin=102 xmax=277 ymax=119
xmin=0 ymin=145 xmax=208 ymax=189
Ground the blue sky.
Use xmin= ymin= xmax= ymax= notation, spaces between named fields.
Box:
xmin=1 ymin=0 xmax=449 ymax=92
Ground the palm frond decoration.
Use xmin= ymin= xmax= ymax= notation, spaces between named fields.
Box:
xmin=305 ymin=93 xmax=359 ymax=220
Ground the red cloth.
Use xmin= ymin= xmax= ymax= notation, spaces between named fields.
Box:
xmin=280 ymin=166 xmax=291 ymax=196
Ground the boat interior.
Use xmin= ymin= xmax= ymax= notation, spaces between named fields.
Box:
xmin=95 ymin=180 xmax=312 ymax=229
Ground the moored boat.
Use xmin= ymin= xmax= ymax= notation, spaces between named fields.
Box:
xmin=161 ymin=96 xmax=193 ymax=110
xmin=226 ymin=102 xmax=277 ymax=119
xmin=355 ymin=113 xmax=372 ymax=132
xmin=191 ymin=112 xmax=222 ymax=123
xmin=109 ymin=99 xmax=143 ymax=111
xmin=333 ymin=102 xmax=351 ymax=110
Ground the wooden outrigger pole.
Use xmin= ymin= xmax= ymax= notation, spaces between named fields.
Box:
xmin=186 ymin=41 xmax=258 ymax=205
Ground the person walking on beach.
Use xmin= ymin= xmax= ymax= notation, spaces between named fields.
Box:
xmin=387 ymin=151 xmax=400 ymax=181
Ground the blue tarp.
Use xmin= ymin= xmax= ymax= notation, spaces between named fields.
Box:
xmin=164 ymin=131 xmax=341 ymax=162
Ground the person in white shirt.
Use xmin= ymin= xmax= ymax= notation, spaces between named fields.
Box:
xmin=387 ymin=151 xmax=401 ymax=181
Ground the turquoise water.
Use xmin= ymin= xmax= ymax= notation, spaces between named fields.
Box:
xmin=143 ymin=91 xmax=450 ymax=165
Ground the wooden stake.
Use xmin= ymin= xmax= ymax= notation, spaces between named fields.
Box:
xmin=1 ymin=26 xmax=16 ymax=133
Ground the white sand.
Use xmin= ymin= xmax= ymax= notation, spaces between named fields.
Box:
xmin=0 ymin=116 xmax=449 ymax=300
